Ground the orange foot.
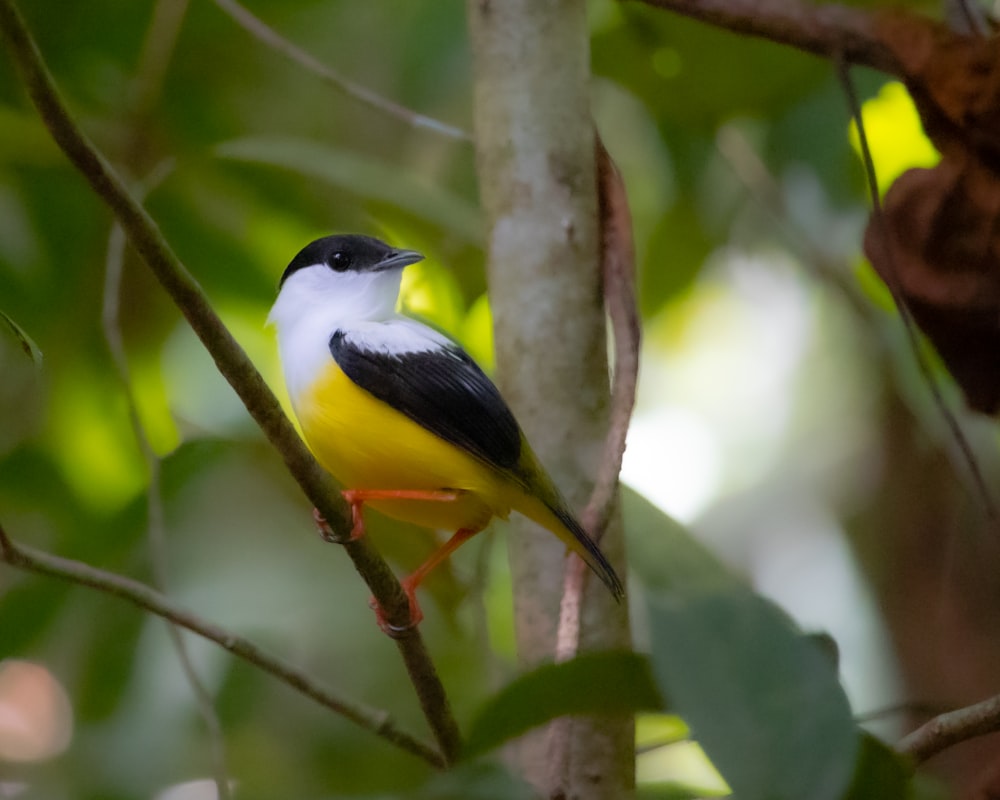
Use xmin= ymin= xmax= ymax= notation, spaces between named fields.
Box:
xmin=313 ymin=490 xmax=481 ymax=637
xmin=369 ymin=526 xmax=480 ymax=637
xmin=369 ymin=575 xmax=424 ymax=638
xmin=315 ymin=489 xmax=460 ymax=545
xmin=312 ymin=505 xmax=359 ymax=544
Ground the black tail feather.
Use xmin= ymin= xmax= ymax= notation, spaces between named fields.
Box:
xmin=550 ymin=504 xmax=625 ymax=601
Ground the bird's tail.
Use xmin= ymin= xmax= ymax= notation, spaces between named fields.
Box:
xmin=518 ymin=493 xmax=625 ymax=602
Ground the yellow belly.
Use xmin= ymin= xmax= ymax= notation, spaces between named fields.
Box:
xmin=296 ymin=360 xmax=516 ymax=532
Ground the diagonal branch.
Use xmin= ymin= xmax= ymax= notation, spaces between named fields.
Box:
xmin=627 ymin=0 xmax=904 ymax=76
xmin=0 ymin=0 xmax=461 ymax=765
xmin=0 ymin=522 xmax=444 ymax=769
xmin=898 ymin=692 xmax=1000 ymax=765
xmin=211 ymin=0 xmax=470 ymax=142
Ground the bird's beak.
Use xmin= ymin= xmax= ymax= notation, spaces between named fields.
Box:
xmin=376 ymin=249 xmax=425 ymax=271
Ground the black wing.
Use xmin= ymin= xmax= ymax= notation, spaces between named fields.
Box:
xmin=329 ymin=330 xmax=524 ymax=478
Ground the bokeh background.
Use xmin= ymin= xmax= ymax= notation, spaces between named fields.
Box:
xmin=2 ymin=0 xmax=998 ymax=797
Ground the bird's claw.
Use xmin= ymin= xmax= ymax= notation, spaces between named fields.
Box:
xmin=369 ymin=591 xmax=423 ymax=639
xmin=313 ymin=507 xmax=350 ymax=544
xmin=313 ymin=499 xmax=365 ymax=544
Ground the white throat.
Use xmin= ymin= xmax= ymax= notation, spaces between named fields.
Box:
xmin=268 ymin=265 xmax=403 ymax=402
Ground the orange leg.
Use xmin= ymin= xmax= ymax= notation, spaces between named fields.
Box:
xmin=373 ymin=526 xmax=482 ymax=637
xmin=312 ymin=488 xmax=459 ymax=543
xmin=311 ymin=488 xmax=474 ymax=637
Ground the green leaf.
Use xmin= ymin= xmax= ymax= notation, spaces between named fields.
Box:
xmin=646 ymin=589 xmax=858 ymax=800
xmin=0 ymin=309 xmax=43 ymax=365
xmin=843 ymin=733 xmax=911 ymax=800
xmin=622 ymin=486 xmax=737 ymax=593
xmin=463 ymin=650 xmax=663 ymax=759
xmin=215 ymin=136 xmax=482 ymax=244
xmin=625 ymin=488 xmax=858 ymax=800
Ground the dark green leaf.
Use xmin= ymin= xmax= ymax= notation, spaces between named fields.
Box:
xmin=622 ymin=486 xmax=738 ymax=593
xmin=463 ymin=650 xmax=663 ymax=759
xmin=647 ymin=588 xmax=859 ymax=800
xmin=843 ymin=733 xmax=911 ymax=800
xmin=624 ymin=489 xmax=859 ymax=800
xmin=0 ymin=309 xmax=43 ymax=365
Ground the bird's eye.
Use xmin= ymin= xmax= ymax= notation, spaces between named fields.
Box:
xmin=328 ymin=251 xmax=351 ymax=271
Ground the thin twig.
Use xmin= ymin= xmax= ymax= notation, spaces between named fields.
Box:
xmin=835 ymin=58 xmax=999 ymax=524
xmin=211 ymin=0 xmax=470 ymax=142
xmin=545 ymin=136 xmax=641 ymax=795
xmin=898 ymin=692 xmax=1000 ymax=764
xmin=103 ymin=178 xmax=230 ymax=800
xmin=0 ymin=522 xmax=444 ymax=768
xmin=125 ymin=0 xmax=191 ymax=168
xmin=714 ymin=124 xmax=877 ymax=327
xmin=0 ymin=0 xmax=461 ymax=764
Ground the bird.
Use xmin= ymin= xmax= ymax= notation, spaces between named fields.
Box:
xmin=269 ymin=233 xmax=624 ymax=634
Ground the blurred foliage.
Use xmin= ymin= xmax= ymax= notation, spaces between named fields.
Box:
xmin=462 ymin=650 xmax=661 ymax=760
xmin=0 ymin=0 xmax=992 ymax=798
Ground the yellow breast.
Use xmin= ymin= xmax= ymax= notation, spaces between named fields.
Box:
xmin=296 ymin=360 xmax=516 ymax=532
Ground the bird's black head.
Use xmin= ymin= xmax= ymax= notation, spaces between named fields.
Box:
xmin=279 ymin=234 xmax=424 ymax=288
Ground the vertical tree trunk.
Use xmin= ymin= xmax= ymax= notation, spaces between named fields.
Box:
xmin=466 ymin=1 xmax=633 ymax=796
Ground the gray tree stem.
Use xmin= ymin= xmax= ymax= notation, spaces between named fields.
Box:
xmin=466 ymin=1 xmax=633 ymax=796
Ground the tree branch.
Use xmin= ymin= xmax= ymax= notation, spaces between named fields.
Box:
xmin=898 ymin=694 xmax=1000 ymax=765
xmin=627 ymin=0 xmax=904 ymax=77
xmin=211 ymin=0 xmax=470 ymax=142
xmin=0 ymin=523 xmax=444 ymax=769
xmin=0 ymin=0 xmax=461 ymax=765
xmin=467 ymin=0 xmax=634 ymax=795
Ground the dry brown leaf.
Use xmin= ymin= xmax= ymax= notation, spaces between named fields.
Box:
xmin=864 ymin=14 xmax=1000 ymax=413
